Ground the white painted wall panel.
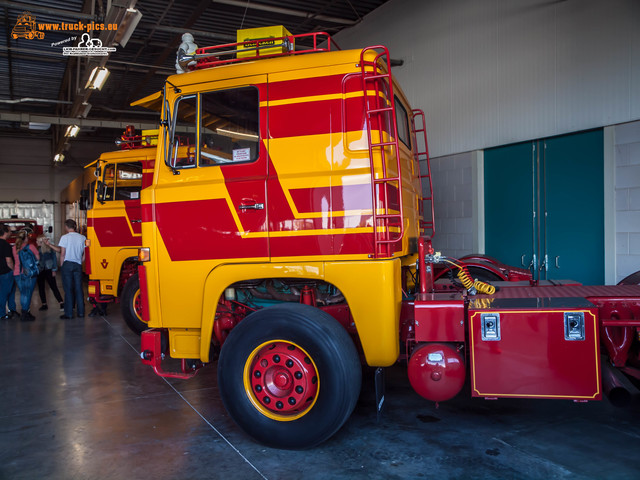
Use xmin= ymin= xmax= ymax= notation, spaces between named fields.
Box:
xmin=496 ymin=1 xmax=556 ymax=141
xmin=615 ymin=120 xmax=640 ymax=282
xmin=0 ymin=137 xmax=112 ymax=202
xmin=336 ymin=0 xmax=640 ymax=158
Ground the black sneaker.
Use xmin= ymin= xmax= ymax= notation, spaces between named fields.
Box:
xmin=60 ymin=314 xmax=73 ymax=319
xmin=39 ymin=305 xmax=48 ymax=311
xmin=59 ymin=303 xmax=64 ymax=312
xmin=9 ymin=310 xmax=18 ymax=318
xmin=1 ymin=313 xmax=10 ymax=320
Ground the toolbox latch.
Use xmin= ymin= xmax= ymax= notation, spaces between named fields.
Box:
xmin=481 ymin=313 xmax=501 ymax=341
xmin=564 ymin=312 xmax=585 ymax=341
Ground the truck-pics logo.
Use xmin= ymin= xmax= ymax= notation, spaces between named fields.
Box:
xmin=11 ymin=12 xmax=44 ymax=40
xmin=11 ymin=10 xmax=118 ymax=44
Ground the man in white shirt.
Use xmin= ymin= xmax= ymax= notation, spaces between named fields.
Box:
xmin=46 ymin=219 xmax=86 ymax=319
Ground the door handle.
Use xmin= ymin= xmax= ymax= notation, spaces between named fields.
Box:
xmin=539 ymin=255 xmax=548 ymax=272
xmin=522 ymin=254 xmax=536 ymax=270
xmin=555 ymin=256 xmax=560 ymax=268
xmin=131 ymin=219 xmax=142 ymax=223
xmin=239 ymin=203 xmax=264 ymax=210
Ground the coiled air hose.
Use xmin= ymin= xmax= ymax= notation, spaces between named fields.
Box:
xmin=444 ymin=258 xmax=496 ymax=295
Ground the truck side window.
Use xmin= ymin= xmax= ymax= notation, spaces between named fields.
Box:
xmin=200 ymin=86 xmax=259 ymax=166
xmin=103 ymin=164 xmax=116 ymax=201
xmin=169 ymin=95 xmax=197 ymax=169
xmin=395 ymin=97 xmax=411 ymax=149
xmin=114 ymin=162 xmax=143 ymax=200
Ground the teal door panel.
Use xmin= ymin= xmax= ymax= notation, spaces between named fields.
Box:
xmin=544 ymin=130 xmax=604 ymax=285
xmin=484 ymin=141 xmax=534 ymax=273
xmin=484 ymin=130 xmax=604 ymax=285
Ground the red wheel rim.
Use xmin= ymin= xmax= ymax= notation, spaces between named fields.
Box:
xmin=244 ymin=340 xmax=319 ymax=421
xmin=133 ymin=289 xmax=145 ymax=323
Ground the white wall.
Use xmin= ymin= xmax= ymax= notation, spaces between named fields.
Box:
xmin=0 ymin=136 xmax=113 ymax=232
xmin=336 ymin=0 xmax=640 ymax=158
xmin=337 ymin=0 xmax=640 ymax=281
xmin=615 ymin=120 xmax=640 ymax=282
xmin=428 ymin=151 xmax=475 ymax=258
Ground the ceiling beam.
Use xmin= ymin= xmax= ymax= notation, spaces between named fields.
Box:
xmin=125 ymin=0 xmax=212 ymax=106
xmin=138 ymin=23 xmax=235 ymax=42
xmin=0 ymin=0 xmax=94 ymax=20
xmin=3 ymin=7 xmax=15 ymax=101
xmin=0 ymin=111 xmax=158 ymax=130
xmin=211 ymin=0 xmax=357 ymax=25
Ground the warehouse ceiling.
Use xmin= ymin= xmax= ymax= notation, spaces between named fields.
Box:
xmin=0 ymin=0 xmax=389 ymax=164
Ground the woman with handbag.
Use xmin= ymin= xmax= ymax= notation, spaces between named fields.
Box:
xmin=36 ymin=235 xmax=64 ymax=312
xmin=12 ymin=229 xmax=40 ymax=321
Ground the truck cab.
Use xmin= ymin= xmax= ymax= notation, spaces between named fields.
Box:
xmin=138 ymin=29 xmax=425 ymax=447
xmin=83 ymin=130 xmax=156 ymax=333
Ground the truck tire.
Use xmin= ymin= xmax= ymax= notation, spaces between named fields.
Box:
xmin=121 ymin=273 xmax=146 ymax=335
xmin=218 ymin=303 xmax=361 ymax=449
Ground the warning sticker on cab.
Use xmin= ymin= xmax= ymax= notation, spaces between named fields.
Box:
xmin=233 ymin=148 xmax=250 ymax=162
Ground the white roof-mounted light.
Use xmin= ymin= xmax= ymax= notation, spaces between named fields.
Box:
xmin=64 ymin=125 xmax=80 ymax=137
xmin=85 ymin=67 xmax=110 ymax=90
xmin=115 ymin=8 xmax=143 ymax=48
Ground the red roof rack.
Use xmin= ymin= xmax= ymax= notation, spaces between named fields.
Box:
xmin=190 ymin=32 xmax=341 ymax=70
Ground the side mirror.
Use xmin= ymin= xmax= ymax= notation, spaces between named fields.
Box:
xmin=96 ymin=181 xmax=106 ymax=203
xmin=79 ymin=188 xmax=89 ymax=211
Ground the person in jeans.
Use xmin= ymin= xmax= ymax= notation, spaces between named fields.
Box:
xmin=13 ymin=229 xmax=39 ymax=321
xmin=0 ymin=226 xmax=15 ymax=320
xmin=46 ymin=219 xmax=86 ymax=319
xmin=36 ymin=235 xmax=64 ymax=312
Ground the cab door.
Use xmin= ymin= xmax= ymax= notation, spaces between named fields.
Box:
xmin=91 ymin=160 xmax=143 ymax=285
xmin=153 ymin=76 xmax=268 ymax=327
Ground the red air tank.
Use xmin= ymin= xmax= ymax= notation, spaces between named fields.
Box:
xmin=408 ymin=343 xmax=465 ymax=402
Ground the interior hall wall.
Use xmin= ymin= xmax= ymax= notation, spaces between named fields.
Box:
xmin=0 ymin=136 xmax=114 ymax=240
xmin=615 ymin=121 xmax=640 ymax=283
xmin=428 ymin=151 xmax=476 ymax=259
xmin=336 ymin=0 xmax=640 ymax=159
xmin=338 ymin=0 xmax=640 ymax=282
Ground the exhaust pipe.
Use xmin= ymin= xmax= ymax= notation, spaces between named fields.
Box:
xmin=602 ymin=361 xmax=638 ymax=407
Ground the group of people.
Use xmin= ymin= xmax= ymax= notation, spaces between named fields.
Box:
xmin=0 ymin=219 xmax=87 ymax=321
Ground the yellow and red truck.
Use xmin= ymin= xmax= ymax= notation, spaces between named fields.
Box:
xmin=82 ymin=128 xmax=157 ymax=333
xmin=135 ymin=28 xmax=640 ymax=449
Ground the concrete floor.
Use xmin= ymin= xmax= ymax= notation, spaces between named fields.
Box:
xmin=2 ymin=295 xmax=640 ymax=480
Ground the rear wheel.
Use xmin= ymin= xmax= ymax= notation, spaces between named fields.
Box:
xmin=218 ymin=303 xmax=361 ymax=449
xmin=121 ymin=273 xmax=146 ymax=335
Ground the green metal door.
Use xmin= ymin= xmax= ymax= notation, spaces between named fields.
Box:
xmin=484 ymin=141 xmax=535 ymax=274
xmin=543 ymin=130 xmax=604 ymax=285
xmin=484 ymin=129 xmax=604 ymax=285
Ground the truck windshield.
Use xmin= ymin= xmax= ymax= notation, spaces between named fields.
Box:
xmin=101 ymin=162 xmax=143 ymax=201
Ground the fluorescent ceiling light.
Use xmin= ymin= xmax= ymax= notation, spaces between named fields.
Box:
xmin=216 ymin=128 xmax=258 ymax=140
xmin=65 ymin=125 xmax=80 ymax=137
xmin=85 ymin=67 xmax=110 ymax=90
xmin=80 ymin=102 xmax=92 ymax=118
xmin=115 ymin=8 xmax=143 ymax=48
xmin=28 ymin=122 xmax=51 ymax=131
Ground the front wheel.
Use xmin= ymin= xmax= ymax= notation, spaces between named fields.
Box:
xmin=121 ymin=273 xmax=146 ymax=335
xmin=218 ymin=303 xmax=361 ymax=449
